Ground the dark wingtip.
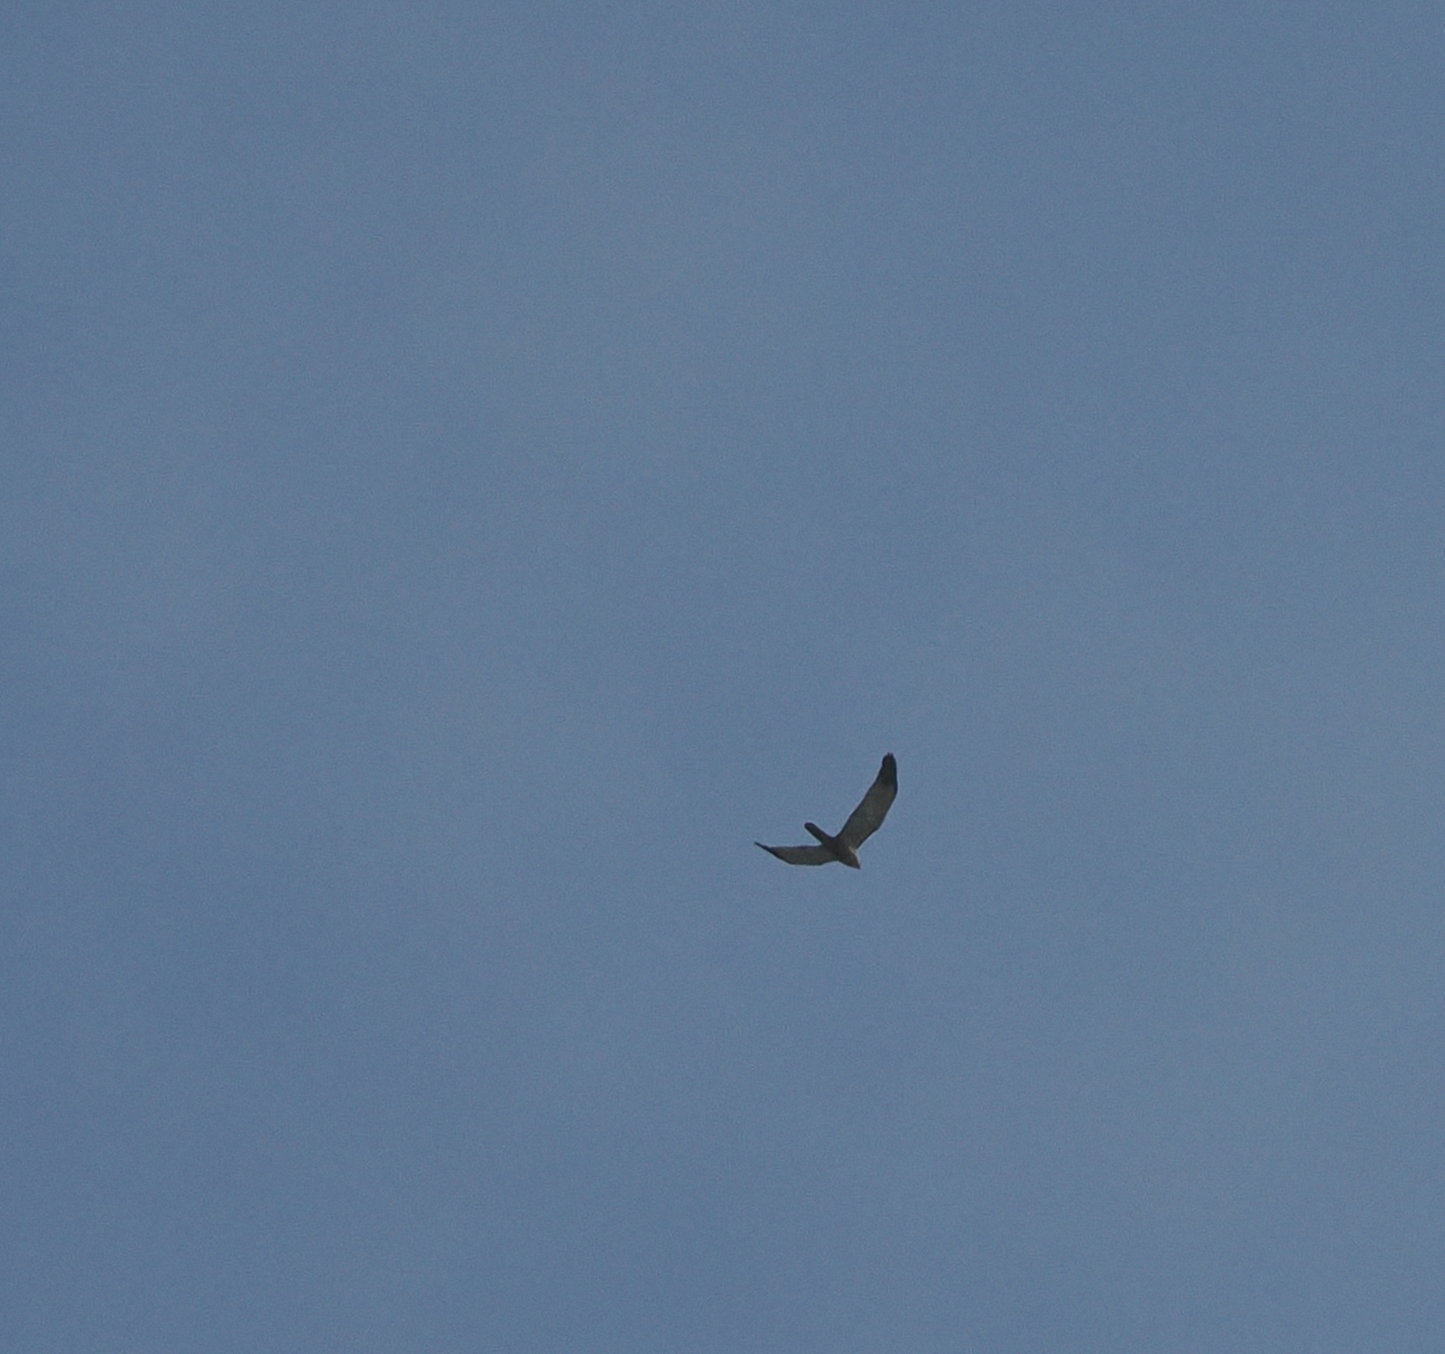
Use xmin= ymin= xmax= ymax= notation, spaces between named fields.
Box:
xmin=880 ymin=753 xmax=897 ymax=784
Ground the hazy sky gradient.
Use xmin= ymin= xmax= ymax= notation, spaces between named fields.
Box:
xmin=7 ymin=4 xmax=1445 ymax=1350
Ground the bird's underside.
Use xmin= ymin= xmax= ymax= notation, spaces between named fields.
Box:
xmin=756 ymin=754 xmax=897 ymax=869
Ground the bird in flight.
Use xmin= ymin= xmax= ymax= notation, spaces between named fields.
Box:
xmin=756 ymin=754 xmax=897 ymax=869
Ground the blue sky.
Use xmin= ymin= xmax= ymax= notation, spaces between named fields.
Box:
xmin=6 ymin=4 xmax=1445 ymax=1350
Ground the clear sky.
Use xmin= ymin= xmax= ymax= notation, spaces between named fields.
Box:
xmin=7 ymin=4 xmax=1445 ymax=1350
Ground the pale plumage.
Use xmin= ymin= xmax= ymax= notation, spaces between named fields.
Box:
xmin=756 ymin=754 xmax=897 ymax=869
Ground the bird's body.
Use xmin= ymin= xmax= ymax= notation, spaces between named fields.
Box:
xmin=802 ymin=822 xmax=861 ymax=869
xmin=756 ymin=754 xmax=897 ymax=869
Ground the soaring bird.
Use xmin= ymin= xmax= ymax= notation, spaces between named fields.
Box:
xmin=755 ymin=754 xmax=897 ymax=868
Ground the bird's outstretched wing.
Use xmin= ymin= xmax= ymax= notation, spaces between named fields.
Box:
xmin=837 ymin=753 xmax=898 ymax=849
xmin=755 ymin=842 xmax=834 ymax=865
